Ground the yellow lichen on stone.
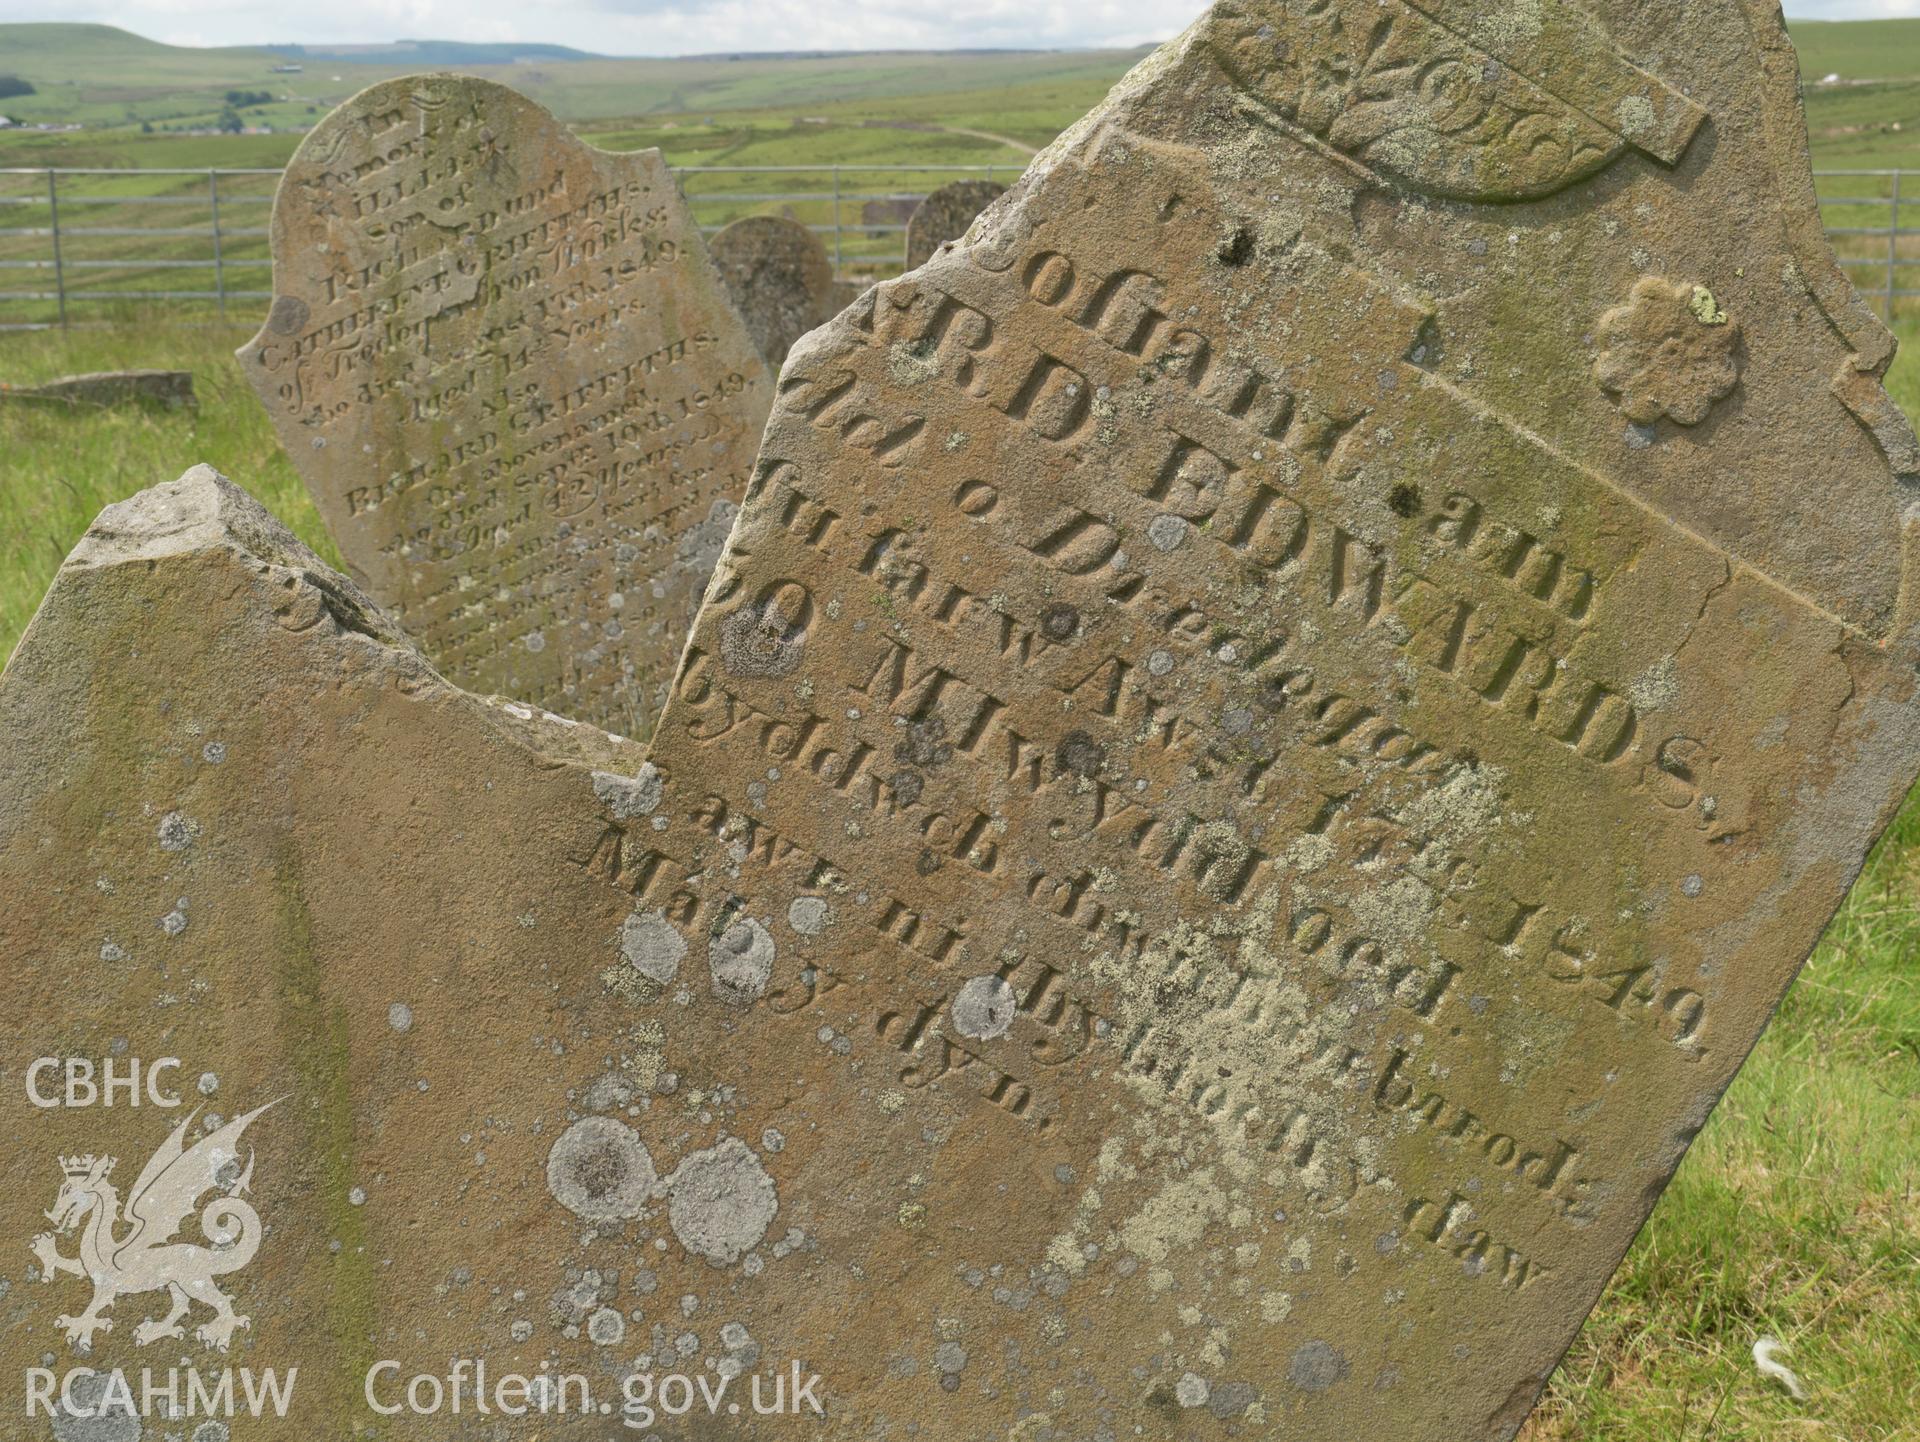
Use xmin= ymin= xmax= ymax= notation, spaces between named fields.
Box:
xmin=1689 ymin=285 xmax=1729 ymax=325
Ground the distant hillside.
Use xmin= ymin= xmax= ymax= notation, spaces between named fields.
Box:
xmin=8 ymin=14 xmax=1919 ymax=160
xmin=1794 ymin=17 xmax=1920 ymax=81
xmin=263 ymin=40 xmax=603 ymax=66
xmin=0 ymin=22 xmax=1145 ymax=138
xmin=0 ymin=22 xmax=280 ymax=84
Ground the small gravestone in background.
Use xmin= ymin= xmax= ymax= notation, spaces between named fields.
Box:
xmin=0 ymin=369 xmax=194 ymax=409
xmin=240 ymin=75 xmax=772 ymax=739
xmin=903 ymin=178 xmax=1005 ymax=271
xmin=710 ymin=215 xmax=836 ymax=371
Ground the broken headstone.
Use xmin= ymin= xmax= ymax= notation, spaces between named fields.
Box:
xmin=0 ymin=466 xmax=776 ymax=1430
xmin=239 ymin=74 xmax=773 ymax=739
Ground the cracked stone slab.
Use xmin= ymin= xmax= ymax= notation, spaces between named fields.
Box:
xmin=613 ymin=2 xmax=1920 ymax=1437
xmin=0 ymin=466 xmax=682 ymax=1419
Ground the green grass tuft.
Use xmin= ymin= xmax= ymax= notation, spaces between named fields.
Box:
xmin=0 ymin=318 xmax=333 ymax=664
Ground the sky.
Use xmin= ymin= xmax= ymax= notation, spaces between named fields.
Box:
xmin=6 ymin=0 xmax=1920 ymax=57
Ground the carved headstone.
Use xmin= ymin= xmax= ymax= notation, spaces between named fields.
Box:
xmin=9 ymin=5 xmax=1920 ymax=1438
xmin=621 ymin=2 xmax=1920 ymax=1437
xmin=239 ymin=75 xmax=773 ymax=739
xmin=710 ymin=215 xmax=836 ymax=372
xmin=904 ymin=179 xmax=1006 ymax=271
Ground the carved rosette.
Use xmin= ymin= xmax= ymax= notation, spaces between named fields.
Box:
xmin=1594 ymin=278 xmax=1742 ymax=426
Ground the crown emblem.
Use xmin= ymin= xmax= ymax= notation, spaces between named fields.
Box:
xmin=58 ymin=1154 xmax=110 ymax=1178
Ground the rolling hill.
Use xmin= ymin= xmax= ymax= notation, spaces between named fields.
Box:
xmin=1792 ymin=17 xmax=1920 ymax=81
xmin=0 ymin=22 xmax=1145 ymax=137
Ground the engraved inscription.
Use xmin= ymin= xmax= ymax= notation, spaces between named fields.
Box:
xmin=241 ymin=77 xmax=773 ymax=736
xmin=615 ymin=54 xmax=1913 ymax=1433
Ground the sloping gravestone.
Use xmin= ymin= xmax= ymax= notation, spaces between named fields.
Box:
xmin=616 ymin=0 xmax=1920 ymax=1438
xmin=0 ymin=369 xmax=195 ymax=410
xmin=239 ymin=75 xmax=773 ymax=740
xmin=904 ymin=178 xmax=1006 ymax=271
xmin=710 ymin=215 xmax=836 ymax=372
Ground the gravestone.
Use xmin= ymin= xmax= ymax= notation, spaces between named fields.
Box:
xmin=0 ymin=369 xmax=195 ymax=410
xmin=239 ymin=75 xmax=773 ymax=739
xmin=904 ymin=179 xmax=1006 ymax=271
xmin=620 ymin=0 xmax=1920 ymax=1437
xmin=8 ymin=6 xmax=1920 ymax=1441
xmin=709 ymin=215 xmax=836 ymax=371
xmin=0 ymin=468 xmax=737 ymax=1435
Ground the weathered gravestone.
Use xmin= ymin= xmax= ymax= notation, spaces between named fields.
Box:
xmin=0 ymin=369 xmax=196 ymax=410
xmin=0 ymin=468 xmax=774 ymax=1437
xmin=9 ymin=8 xmax=1920 ymax=1442
xmin=904 ymin=178 xmax=1006 ymax=271
xmin=710 ymin=215 xmax=837 ymax=372
xmin=239 ymin=75 xmax=773 ymax=739
xmin=616 ymin=0 xmax=1920 ymax=1437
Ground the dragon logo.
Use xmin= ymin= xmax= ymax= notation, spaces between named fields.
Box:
xmin=30 ymin=1102 xmax=277 ymax=1353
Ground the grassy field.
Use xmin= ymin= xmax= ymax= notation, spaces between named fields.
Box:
xmin=1 ymin=14 xmax=1918 ymax=1441
xmin=10 ymin=19 xmax=1920 ymax=331
xmin=0 ymin=46 xmax=1133 ymax=325
xmin=0 ymin=15 xmax=1909 ymax=149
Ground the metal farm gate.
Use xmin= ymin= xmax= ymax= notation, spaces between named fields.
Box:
xmin=0 ymin=163 xmax=1014 ymax=331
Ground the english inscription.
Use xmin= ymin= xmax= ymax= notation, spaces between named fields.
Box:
xmin=241 ymin=76 xmax=773 ymax=737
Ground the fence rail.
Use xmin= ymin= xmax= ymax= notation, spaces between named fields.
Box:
xmin=0 ymin=163 xmax=1014 ymax=332
xmin=4 ymin=165 xmax=1917 ymax=332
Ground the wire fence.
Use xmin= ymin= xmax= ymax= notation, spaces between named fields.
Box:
xmin=0 ymin=162 xmax=1016 ymax=332
xmin=3 ymin=166 xmax=1917 ymax=333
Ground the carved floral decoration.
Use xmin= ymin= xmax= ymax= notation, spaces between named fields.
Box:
xmin=1594 ymin=278 xmax=1742 ymax=426
xmin=1209 ymin=0 xmax=1619 ymax=201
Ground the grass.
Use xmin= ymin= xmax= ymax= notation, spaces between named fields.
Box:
xmin=0 ymin=317 xmax=334 ymax=661
xmin=1522 ymin=799 xmax=1920 ymax=1441
xmin=1796 ymin=18 xmax=1920 ymax=83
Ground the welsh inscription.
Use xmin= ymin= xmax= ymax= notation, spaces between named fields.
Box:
xmin=614 ymin=3 xmax=1920 ymax=1438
